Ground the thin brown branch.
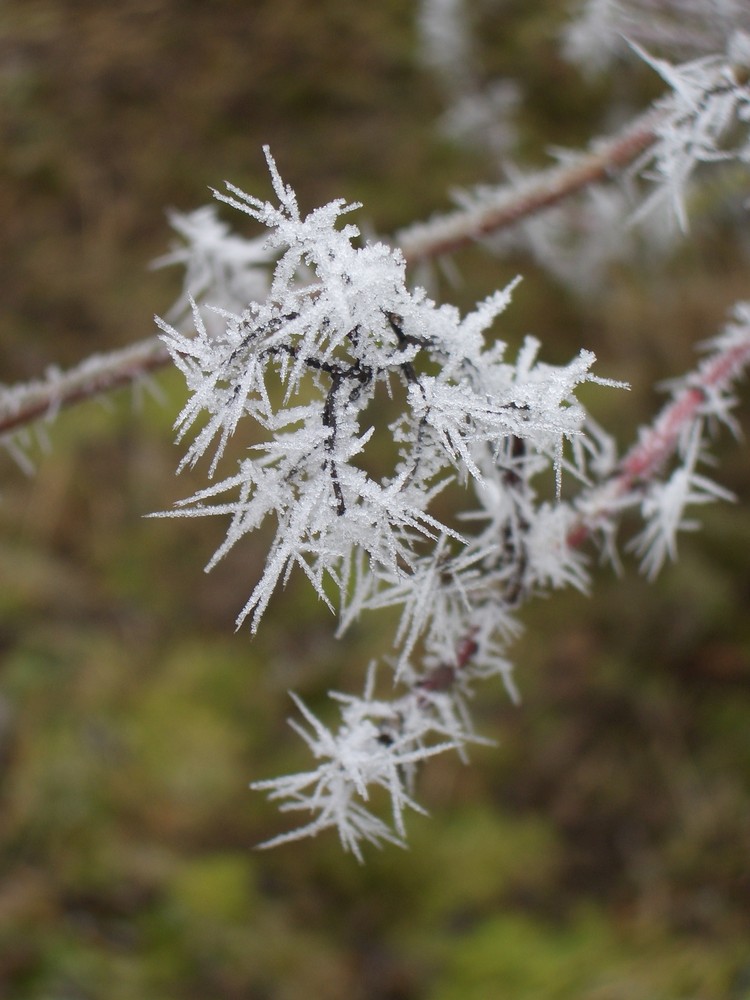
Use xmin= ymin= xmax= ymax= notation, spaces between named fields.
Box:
xmin=0 ymin=337 xmax=170 ymax=438
xmin=398 ymin=108 xmax=661 ymax=263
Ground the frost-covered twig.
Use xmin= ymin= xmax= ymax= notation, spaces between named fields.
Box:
xmin=401 ymin=22 xmax=750 ymax=259
xmin=251 ymin=669 xmax=476 ymax=860
xmin=0 ymin=336 xmax=170 ymax=440
xmin=396 ymin=109 xmax=662 ymax=261
xmin=569 ymin=302 xmax=750 ymax=555
xmin=630 ymin=32 xmax=750 ymax=230
xmin=404 ymin=21 xmax=750 ymax=274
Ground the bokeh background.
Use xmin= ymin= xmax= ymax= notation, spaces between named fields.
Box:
xmin=1 ymin=2 xmax=749 ymax=997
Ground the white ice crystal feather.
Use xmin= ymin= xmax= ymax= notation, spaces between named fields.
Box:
xmin=152 ymin=206 xmax=272 ymax=333
xmin=629 ymin=425 xmax=735 ymax=578
xmin=631 ymin=39 xmax=750 ymax=230
xmin=251 ymin=686 xmax=460 ymax=861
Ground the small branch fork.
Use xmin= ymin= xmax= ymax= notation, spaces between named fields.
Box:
xmin=255 ymin=313 xmax=422 ymax=517
xmin=0 ymin=110 xmax=661 ymax=442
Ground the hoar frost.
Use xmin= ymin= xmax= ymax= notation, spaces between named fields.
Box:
xmin=0 ymin=1 xmax=746 ymax=862
xmin=153 ymin=148 xmax=743 ymax=858
xmin=155 ymin=147 xmax=617 ymax=636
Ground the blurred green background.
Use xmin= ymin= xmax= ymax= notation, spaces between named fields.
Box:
xmin=1 ymin=1 xmax=749 ymax=997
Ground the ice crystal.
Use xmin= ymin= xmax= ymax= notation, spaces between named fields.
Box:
xmin=564 ymin=0 xmax=750 ymax=71
xmin=633 ymin=36 xmax=750 ymax=230
xmin=630 ymin=426 xmax=735 ymax=578
xmin=155 ymin=149 xmax=614 ymax=636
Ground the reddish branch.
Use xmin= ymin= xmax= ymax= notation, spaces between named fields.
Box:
xmin=438 ymin=331 xmax=750 ymax=687
xmin=567 ymin=332 xmax=750 ymax=549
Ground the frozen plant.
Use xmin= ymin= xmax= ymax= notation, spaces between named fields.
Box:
xmin=2 ymin=0 xmax=750 ymax=859
xmin=630 ymin=31 xmax=750 ymax=230
xmin=153 ymin=148 xmax=616 ymax=634
xmin=148 ymin=148 xmax=748 ymax=858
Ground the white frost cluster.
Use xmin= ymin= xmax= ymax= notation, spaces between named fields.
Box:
xmin=155 ymin=148 xmax=627 ymax=856
xmin=251 ymin=668 xmax=478 ymax=860
xmin=152 ymin=205 xmax=272 ymax=334
xmin=629 ymin=425 xmax=735 ymax=579
xmin=450 ymin=176 xmax=671 ymax=297
xmin=155 ymin=149 xmax=615 ymax=633
xmin=633 ymin=35 xmax=750 ymax=230
xmin=153 ymin=146 xmax=749 ymax=857
xmin=564 ymin=0 xmax=750 ymax=71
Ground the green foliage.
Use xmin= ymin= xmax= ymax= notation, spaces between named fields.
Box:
xmin=434 ymin=911 xmax=740 ymax=1000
